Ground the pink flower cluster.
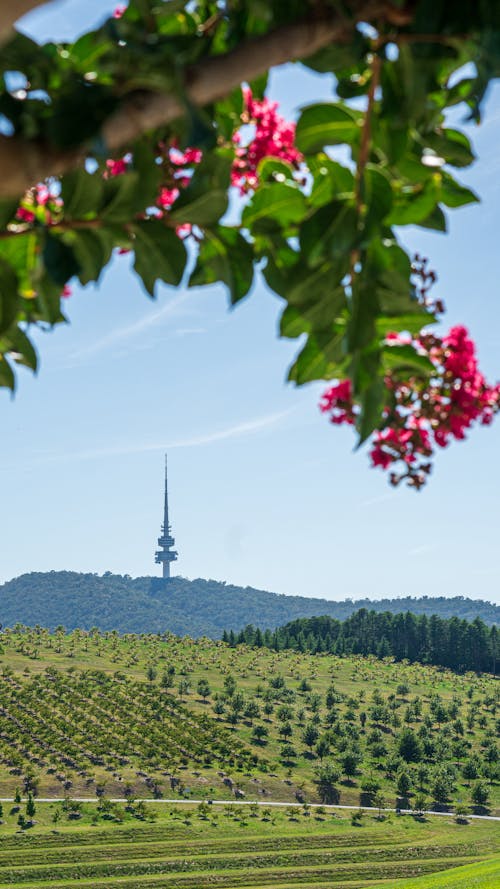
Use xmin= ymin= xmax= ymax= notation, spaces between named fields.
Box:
xmin=319 ymin=380 xmax=356 ymax=426
xmin=105 ymin=157 xmax=129 ymax=177
xmin=231 ymin=87 xmax=302 ymax=192
xmin=156 ymin=146 xmax=202 ymax=217
xmin=16 ymin=184 xmax=62 ymax=225
xmin=320 ymin=325 xmax=500 ymax=488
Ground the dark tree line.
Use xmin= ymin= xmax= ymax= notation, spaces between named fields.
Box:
xmin=224 ymin=610 xmax=498 ymax=675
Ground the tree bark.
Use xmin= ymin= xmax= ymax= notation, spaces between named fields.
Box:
xmin=0 ymin=0 xmax=49 ymax=45
xmin=0 ymin=1 xmax=411 ymax=199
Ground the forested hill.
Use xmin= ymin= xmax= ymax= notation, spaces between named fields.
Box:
xmin=0 ymin=572 xmax=497 ymax=636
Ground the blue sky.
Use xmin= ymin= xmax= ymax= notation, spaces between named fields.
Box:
xmin=1 ymin=1 xmax=499 ymax=603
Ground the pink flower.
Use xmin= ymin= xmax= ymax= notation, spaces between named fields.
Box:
xmin=106 ymin=158 xmax=128 ymax=177
xmin=16 ymin=207 xmax=35 ymax=223
xmin=157 ymin=187 xmax=179 ymax=210
xmin=170 ymin=147 xmax=203 ymax=166
xmin=113 ymin=4 xmax=126 ymax=18
xmin=231 ymin=87 xmax=303 ymax=193
xmin=385 ymin=331 xmax=412 ymax=346
xmin=175 ymin=223 xmax=192 ymax=238
xmin=61 ymin=285 xmax=72 ymax=299
xmin=320 ymin=321 xmax=500 ymax=488
xmin=370 ymin=445 xmax=394 ymax=469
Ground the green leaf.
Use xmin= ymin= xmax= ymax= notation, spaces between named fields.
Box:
xmin=308 ymin=158 xmax=354 ymax=209
xmin=295 ymin=103 xmax=362 ymax=154
xmin=0 ymin=354 xmax=15 ymax=390
xmin=279 ymin=305 xmax=305 ymax=338
xmin=70 ymin=229 xmax=115 ymax=285
xmin=189 ymin=227 xmax=254 ymax=305
xmin=382 ymin=344 xmax=435 ymax=375
xmin=356 ymin=377 xmax=385 ymax=444
xmin=132 ymin=142 xmax=162 ymax=209
xmin=101 ymin=172 xmax=141 ymax=223
xmin=440 ymin=173 xmax=479 ymax=208
xmin=424 ymin=128 xmax=475 ymax=168
xmin=0 ymin=258 xmax=19 ymax=335
xmin=419 ymin=205 xmax=447 ymax=232
xmin=132 ymin=220 xmax=187 ymax=296
xmin=43 ymin=235 xmax=80 ymax=287
xmin=257 ymin=157 xmax=296 ymax=184
xmin=170 ymin=191 xmax=227 ymax=226
xmin=387 ymin=180 xmax=441 ymax=226
xmin=214 ymin=87 xmax=244 ymax=141
xmin=0 ymin=234 xmax=37 ymax=298
xmin=347 ymin=276 xmax=379 ymax=351
xmin=242 ymin=183 xmax=307 ymax=232
xmin=287 ymin=327 xmax=347 ymax=385
xmin=362 ymin=165 xmax=393 ymax=234
xmin=376 ymin=313 xmax=436 ymax=337
xmin=279 ymin=265 xmax=347 ymax=334
xmin=368 ymin=242 xmax=428 ymax=318
xmin=300 ymin=200 xmax=358 ymax=267
xmin=61 ymin=169 xmax=104 ymax=220
xmin=35 ymin=271 xmax=66 ymax=325
xmin=171 ymin=150 xmax=232 ymax=226
xmin=4 ymin=325 xmax=38 ymax=372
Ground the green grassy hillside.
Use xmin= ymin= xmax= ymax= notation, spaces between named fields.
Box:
xmin=0 ymin=804 xmax=497 ymax=888
xmin=379 ymin=856 xmax=500 ymax=888
xmin=0 ymin=571 xmax=498 ymax=635
xmin=0 ymin=626 xmax=497 ymax=815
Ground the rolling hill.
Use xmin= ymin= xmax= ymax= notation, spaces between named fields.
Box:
xmin=0 ymin=571 xmax=498 ymax=635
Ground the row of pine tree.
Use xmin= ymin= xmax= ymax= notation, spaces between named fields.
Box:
xmin=223 ymin=609 xmax=498 ymax=674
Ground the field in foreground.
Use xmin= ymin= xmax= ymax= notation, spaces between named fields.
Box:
xmin=0 ymin=805 xmax=497 ymax=888
xmin=381 ymin=856 xmax=500 ymax=888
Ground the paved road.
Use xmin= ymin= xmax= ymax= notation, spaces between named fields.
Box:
xmin=2 ymin=798 xmax=499 ymax=821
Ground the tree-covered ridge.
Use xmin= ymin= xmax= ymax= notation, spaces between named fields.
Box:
xmin=226 ymin=610 xmax=499 ymax=675
xmin=0 ymin=571 xmax=498 ymax=635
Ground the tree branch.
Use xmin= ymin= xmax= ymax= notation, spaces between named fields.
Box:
xmin=0 ymin=0 xmax=49 ymax=45
xmin=0 ymin=1 xmax=412 ymax=199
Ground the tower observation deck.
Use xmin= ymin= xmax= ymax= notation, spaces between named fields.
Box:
xmin=155 ymin=454 xmax=178 ymax=579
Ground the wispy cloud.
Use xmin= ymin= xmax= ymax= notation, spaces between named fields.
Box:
xmin=27 ymin=408 xmax=294 ymax=466
xmin=70 ymin=293 xmax=191 ymax=361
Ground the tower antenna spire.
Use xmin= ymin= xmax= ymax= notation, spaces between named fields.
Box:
xmin=155 ymin=453 xmax=178 ymax=579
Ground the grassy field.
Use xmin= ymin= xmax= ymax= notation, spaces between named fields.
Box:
xmin=0 ymin=626 xmax=498 ymax=814
xmin=379 ymin=856 xmax=500 ymax=888
xmin=0 ymin=803 xmax=497 ymax=888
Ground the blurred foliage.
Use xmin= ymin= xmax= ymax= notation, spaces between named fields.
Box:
xmin=0 ymin=1 xmax=499 ymax=443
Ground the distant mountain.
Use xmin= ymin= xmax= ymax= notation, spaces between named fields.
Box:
xmin=0 ymin=572 xmax=497 ymax=636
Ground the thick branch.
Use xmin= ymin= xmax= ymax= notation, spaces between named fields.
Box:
xmin=0 ymin=0 xmax=49 ymax=45
xmin=0 ymin=1 xmax=411 ymax=198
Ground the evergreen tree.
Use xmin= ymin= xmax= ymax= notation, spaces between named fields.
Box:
xmin=26 ymin=794 xmax=36 ymax=820
xmin=398 ymin=728 xmax=423 ymax=763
